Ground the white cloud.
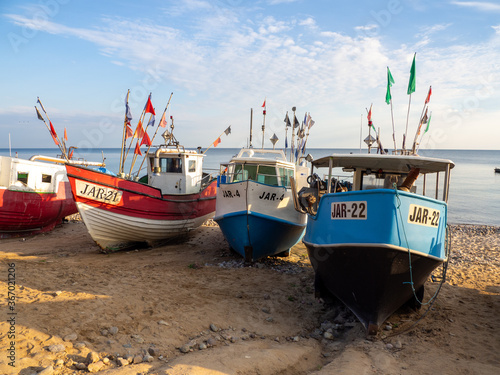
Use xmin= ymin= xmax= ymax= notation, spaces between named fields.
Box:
xmin=450 ymin=1 xmax=500 ymax=12
xmin=299 ymin=17 xmax=316 ymax=29
xmin=4 ymin=3 xmax=500 ymax=149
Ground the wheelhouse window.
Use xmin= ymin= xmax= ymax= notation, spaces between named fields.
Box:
xmin=228 ymin=164 xmax=293 ymax=187
xmin=188 ymin=160 xmax=196 ymax=173
xmin=17 ymin=172 xmax=28 ymax=184
xmin=361 ymin=171 xmax=408 ymax=190
xmin=257 ymin=165 xmax=278 ymax=185
xmin=159 ymin=157 xmax=183 ymax=173
xmin=42 ymin=174 xmax=52 ymax=183
xmin=231 ymin=164 xmax=257 ymax=182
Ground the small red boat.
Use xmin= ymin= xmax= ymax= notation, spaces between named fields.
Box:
xmin=65 ymin=144 xmax=217 ymax=251
xmin=0 ymin=155 xmax=103 ymax=238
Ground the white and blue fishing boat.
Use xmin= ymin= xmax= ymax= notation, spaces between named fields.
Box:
xmin=294 ymin=153 xmax=454 ymax=334
xmin=214 ymin=148 xmax=309 ymax=262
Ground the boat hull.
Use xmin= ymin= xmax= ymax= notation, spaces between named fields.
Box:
xmin=66 ymin=165 xmax=217 ymax=251
xmin=304 ymin=189 xmax=448 ymax=332
xmin=214 ymin=180 xmax=306 ymax=261
xmin=0 ymin=182 xmax=77 ymax=237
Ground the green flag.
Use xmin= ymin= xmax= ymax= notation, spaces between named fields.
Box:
xmin=407 ymin=53 xmax=416 ymax=95
xmin=424 ymin=112 xmax=432 ymax=133
xmin=385 ymin=67 xmax=395 ymax=105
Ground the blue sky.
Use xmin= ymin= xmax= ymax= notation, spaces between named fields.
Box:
xmin=1 ymin=0 xmax=499 ymax=152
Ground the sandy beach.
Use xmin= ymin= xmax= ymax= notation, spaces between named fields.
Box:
xmin=1 ymin=219 xmax=498 ymax=375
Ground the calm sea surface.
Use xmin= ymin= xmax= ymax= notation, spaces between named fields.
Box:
xmin=1 ymin=147 xmax=499 ymax=226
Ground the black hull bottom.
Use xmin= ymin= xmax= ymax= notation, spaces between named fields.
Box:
xmin=305 ymin=244 xmax=443 ymax=333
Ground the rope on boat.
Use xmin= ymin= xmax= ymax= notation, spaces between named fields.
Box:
xmin=387 ymin=185 xmax=451 ymax=336
xmin=394 ymin=185 xmax=450 ymax=305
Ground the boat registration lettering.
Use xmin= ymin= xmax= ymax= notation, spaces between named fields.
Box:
xmin=75 ymin=180 xmax=123 ymax=205
xmin=258 ymin=191 xmax=284 ymax=201
xmin=221 ymin=189 xmax=240 ymax=198
xmin=408 ymin=204 xmax=440 ymax=227
xmin=331 ymin=201 xmax=367 ymax=220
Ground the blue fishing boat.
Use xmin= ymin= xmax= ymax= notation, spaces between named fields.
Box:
xmin=294 ymin=153 xmax=454 ymax=334
xmin=214 ymin=148 xmax=309 ymax=262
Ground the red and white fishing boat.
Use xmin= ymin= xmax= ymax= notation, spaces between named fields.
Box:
xmin=0 ymin=155 xmax=104 ymax=238
xmin=65 ymin=130 xmax=217 ymax=251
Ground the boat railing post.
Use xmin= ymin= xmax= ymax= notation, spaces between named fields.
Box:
xmin=422 ymin=173 xmax=426 ymax=196
xmin=443 ymin=164 xmax=450 ymax=202
xmin=327 ymin=157 xmax=333 ymax=194
xmin=435 ymin=172 xmax=439 ymax=200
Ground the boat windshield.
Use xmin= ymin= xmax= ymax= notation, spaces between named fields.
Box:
xmin=158 ymin=157 xmax=183 ymax=173
xmin=228 ymin=163 xmax=294 ymax=187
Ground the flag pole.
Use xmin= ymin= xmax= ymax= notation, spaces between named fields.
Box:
xmin=203 ymin=126 xmax=231 ymax=154
xmin=411 ymin=86 xmax=431 ymax=154
xmin=416 ymin=111 xmax=432 ymax=153
xmin=135 ymin=92 xmax=174 ymax=178
xmin=403 ymin=53 xmax=416 ymax=152
xmin=261 ymin=98 xmax=266 ymax=149
xmin=297 ymin=113 xmax=313 ymax=162
xmin=119 ymin=89 xmax=131 ymax=176
xmin=249 ymin=108 xmax=253 ymax=148
xmin=367 ymin=104 xmax=372 ymax=154
xmin=291 ymin=106 xmax=297 ymax=162
xmin=129 ymin=112 xmax=154 ymax=177
xmin=123 ymin=97 xmax=149 ymax=174
xmin=402 ymin=94 xmax=412 ymax=151
xmin=35 ymin=99 xmax=68 ymax=160
xmin=390 ymin=99 xmax=396 ymax=151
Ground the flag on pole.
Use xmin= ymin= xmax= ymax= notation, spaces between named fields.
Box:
xmin=262 ymin=99 xmax=266 ymax=115
xmin=309 ymin=119 xmax=315 ymax=129
xmin=385 ymin=67 xmax=395 ymax=105
xmin=144 ymin=95 xmax=155 ymax=115
xmin=285 ymin=134 xmax=288 ymax=149
xmin=214 ymin=137 xmax=221 ymax=147
xmin=125 ymin=125 xmax=133 ymax=138
xmin=134 ymin=142 xmax=142 ymax=155
xmin=284 ymin=112 xmax=291 ymax=127
xmin=407 ymin=53 xmax=416 ymax=95
xmin=140 ymin=131 xmax=152 ymax=146
xmin=367 ymin=104 xmax=372 ymax=122
xmin=35 ymin=107 xmax=44 ymax=121
xmin=134 ymin=121 xmax=144 ymax=139
xmin=425 ymin=86 xmax=432 ymax=104
xmin=147 ymin=115 xmax=155 ymax=127
xmin=224 ymin=126 xmax=231 ymax=135
xmin=49 ymin=121 xmax=58 ymax=139
xmin=37 ymin=97 xmax=46 ymax=114
xmin=293 ymin=115 xmax=299 ymax=128
xmin=159 ymin=112 xmax=167 ymax=127
xmin=64 ymin=128 xmax=68 ymax=142
xmin=49 ymin=121 xmax=59 ymax=145
xmin=424 ymin=112 xmax=432 ymax=133
xmin=125 ymin=96 xmax=132 ymax=124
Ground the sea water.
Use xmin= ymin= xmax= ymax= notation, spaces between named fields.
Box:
xmin=1 ymin=147 xmax=499 ymax=226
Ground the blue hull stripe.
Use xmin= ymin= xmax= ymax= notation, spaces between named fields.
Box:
xmin=215 ymin=211 xmax=306 ymax=260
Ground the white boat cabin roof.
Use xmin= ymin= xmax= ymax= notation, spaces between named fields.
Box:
xmin=312 ymin=153 xmax=455 ymax=174
xmin=225 ymin=148 xmax=294 ymax=168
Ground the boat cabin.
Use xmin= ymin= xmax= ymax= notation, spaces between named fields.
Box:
xmin=147 ymin=147 xmax=210 ymax=195
xmin=219 ymin=148 xmax=307 ymax=188
xmin=310 ymin=154 xmax=455 ymax=202
xmin=0 ymin=156 xmax=66 ymax=193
